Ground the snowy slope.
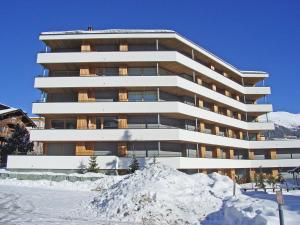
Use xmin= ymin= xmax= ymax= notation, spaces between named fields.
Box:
xmin=258 ymin=111 xmax=300 ymax=129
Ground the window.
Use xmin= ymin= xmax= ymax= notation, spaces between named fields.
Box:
xmin=95 ymin=67 xmax=119 ymax=76
xmin=128 ymin=91 xmax=157 ymax=102
xmin=128 ymin=67 xmax=156 ymax=76
xmin=103 ymin=117 xmax=118 ymax=129
xmin=143 ymin=91 xmax=157 ymax=101
xmin=65 ymin=120 xmax=76 ymax=129
xmin=51 ymin=120 xmax=65 ymax=129
xmin=128 ymin=92 xmax=142 ymax=101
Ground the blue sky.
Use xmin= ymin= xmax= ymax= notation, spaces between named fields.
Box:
xmin=0 ymin=0 xmax=299 ymax=114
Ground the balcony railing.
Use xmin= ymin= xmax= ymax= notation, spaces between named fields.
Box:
xmin=38 ymin=48 xmax=268 ymax=88
xmin=35 ymin=73 xmax=270 ymax=106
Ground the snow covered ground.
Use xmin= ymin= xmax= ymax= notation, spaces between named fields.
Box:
xmin=0 ymin=164 xmax=299 ymax=225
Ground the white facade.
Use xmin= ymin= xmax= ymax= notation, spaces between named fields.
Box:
xmin=10 ymin=29 xmax=300 ymax=177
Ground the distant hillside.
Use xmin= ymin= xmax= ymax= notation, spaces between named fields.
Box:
xmin=258 ymin=112 xmax=300 ymax=139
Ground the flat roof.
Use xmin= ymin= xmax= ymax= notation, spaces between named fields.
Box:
xmin=41 ymin=29 xmax=175 ymax=35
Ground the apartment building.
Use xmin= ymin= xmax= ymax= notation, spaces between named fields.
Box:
xmin=8 ymin=29 xmax=300 ymax=179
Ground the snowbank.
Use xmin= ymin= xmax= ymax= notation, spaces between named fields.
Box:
xmin=1 ymin=164 xmax=299 ymax=224
xmin=90 ymin=163 xmax=268 ymax=225
xmin=0 ymin=173 xmax=123 ymax=191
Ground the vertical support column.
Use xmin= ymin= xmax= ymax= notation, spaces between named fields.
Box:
xmin=118 ymin=115 xmax=128 ymax=129
xmin=212 ymin=84 xmax=217 ymax=92
xmin=119 ymin=66 xmax=128 ymax=76
xmin=196 ymin=77 xmax=202 ymax=85
xmin=226 ymin=148 xmax=234 ymax=159
xmin=43 ymin=143 xmax=48 ymax=155
xmin=199 ymin=121 xmax=205 ymax=132
xmin=237 ymin=112 xmax=242 ymax=120
xmin=119 ymin=65 xmax=128 ymax=102
xmin=118 ymin=142 xmax=128 ymax=157
xmin=182 ymin=144 xmax=187 ymax=157
xmin=118 ymin=114 xmax=128 ymax=157
xmin=248 ymin=169 xmax=255 ymax=182
xmin=76 ymin=141 xmax=94 ymax=156
xmin=227 ymin=128 xmax=233 ymax=138
xmin=119 ymin=89 xmax=128 ymax=102
xmin=158 ymin=141 xmax=161 ymax=157
xmin=266 ymin=149 xmax=278 ymax=176
xmin=75 ymin=115 xmax=90 ymax=154
xmin=198 ymin=99 xmax=204 ymax=108
xmin=198 ymin=145 xmax=206 ymax=158
xmin=213 ymin=104 xmax=218 ymax=113
xmin=81 ymin=41 xmax=92 ymax=52
xmin=214 ymin=125 xmax=220 ymax=135
xmin=247 ymin=149 xmax=255 ymax=181
xmin=79 ymin=68 xmax=95 ymax=77
xmin=239 ymin=131 xmax=244 ymax=140
xmin=225 ymin=90 xmax=231 ymax=97
xmin=77 ymin=116 xmax=87 ymax=129
xmin=119 ymin=42 xmax=128 ymax=52
xmin=225 ymin=148 xmax=235 ymax=179
xmin=226 ymin=109 xmax=232 ymax=117
xmin=88 ymin=117 xmax=96 ymax=129
xmin=118 ymin=60 xmax=128 ymax=157
xmin=157 ymin=113 xmax=160 ymax=127
xmin=248 ymin=149 xmax=254 ymax=160
xmin=212 ymin=147 xmax=221 ymax=158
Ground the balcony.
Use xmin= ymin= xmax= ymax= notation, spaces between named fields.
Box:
xmin=34 ymin=75 xmax=271 ymax=113
xmin=32 ymin=101 xmax=274 ymax=131
xmin=29 ymin=128 xmax=300 ymax=151
xmin=37 ymin=51 xmax=267 ymax=95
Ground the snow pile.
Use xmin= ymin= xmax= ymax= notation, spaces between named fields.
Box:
xmin=90 ymin=163 xmax=267 ymax=225
xmin=258 ymin=111 xmax=300 ymax=129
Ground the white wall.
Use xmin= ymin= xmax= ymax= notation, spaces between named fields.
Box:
xmin=39 ymin=32 xmax=268 ymax=79
xmin=32 ymin=102 xmax=273 ymax=131
xmin=29 ymin=128 xmax=300 ymax=150
xmin=7 ymin=155 xmax=300 ymax=170
xmin=35 ymin=76 xmax=271 ymax=112
xmin=37 ymin=51 xmax=267 ymax=95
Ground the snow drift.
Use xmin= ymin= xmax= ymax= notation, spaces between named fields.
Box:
xmin=90 ymin=163 xmax=267 ymax=225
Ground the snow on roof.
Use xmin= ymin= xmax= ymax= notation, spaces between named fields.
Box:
xmin=240 ymin=70 xmax=268 ymax=74
xmin=0 ymin=108 xmax=17 ymax=115
xmin=0 ymin=104 xmax=36 ymax=127
xmin=41 ymin=29 xmax=175 ymax=35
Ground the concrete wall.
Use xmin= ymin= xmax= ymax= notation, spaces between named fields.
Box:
xmin=7 ymin=155 xmax=300 ymax=170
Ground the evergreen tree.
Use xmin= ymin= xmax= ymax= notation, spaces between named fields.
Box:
xmin=257 ymin=167 xmax=266 ymax=188
xmin=87 ymin=155 xmax=100 ymax=173
xmin=0 ymin=124 xmax=33 ymax=164
xmin=277 ymin=169 xmax=285 ymax=183
xmin=129 ymin=155 xmax=139 ymax=173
